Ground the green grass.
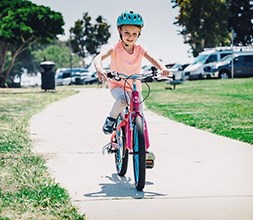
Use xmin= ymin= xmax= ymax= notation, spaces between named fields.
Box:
xmin=143 ymin=78 xmax=253 ymax=144
xmin=0 ymin=87 xmax=85 ymax=220
xmin=1 ymin=79 xmax=252 ymax=218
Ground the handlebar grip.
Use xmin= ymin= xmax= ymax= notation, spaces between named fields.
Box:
xmin=106 ymin=71 xmax=114 ymax=79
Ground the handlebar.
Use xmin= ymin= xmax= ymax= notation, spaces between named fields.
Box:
xmin=106 ymin=71 xmax=155 ymax=81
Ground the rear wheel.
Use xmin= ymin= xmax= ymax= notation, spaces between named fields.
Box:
xmin=114 ymin=113 xmax=128 ymax=176
xmin=132 ymin=115 xmax=146 ymax=191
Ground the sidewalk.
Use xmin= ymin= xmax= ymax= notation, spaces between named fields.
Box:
xmin=30 ymin=88 xmax=253 ymax=220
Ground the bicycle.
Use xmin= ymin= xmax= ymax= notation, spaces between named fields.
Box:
xmin=102 ymin=71 xmax=155 ymax=191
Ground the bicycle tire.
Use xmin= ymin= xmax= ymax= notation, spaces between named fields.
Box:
xmin=115 ymin=113 xmax=128 ymax=176
xmin=132 ymin=115 xmax=146 ymax=191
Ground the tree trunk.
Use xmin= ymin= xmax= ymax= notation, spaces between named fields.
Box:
xmin=0 ymin=76 xmax=6 ymax=88
xmin=0 ymin=43 xmax=8 ymax=87
xmin=0 ymin=46 xmax=23 ymax=88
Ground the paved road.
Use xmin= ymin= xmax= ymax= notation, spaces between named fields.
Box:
xmin=30 ymin=88 xmax=253 ymax=220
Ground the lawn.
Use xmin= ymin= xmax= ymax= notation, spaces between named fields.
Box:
xmin=0 ymin=87 xmax=84 ymax=220
xmin=142 ymin=78 xmax=253 ymax=144
xmin=0 ymin=79 xmax=252 ymax=219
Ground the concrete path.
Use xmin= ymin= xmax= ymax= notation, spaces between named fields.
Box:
xmin=30 ymin=88 xmax=253 ymax=220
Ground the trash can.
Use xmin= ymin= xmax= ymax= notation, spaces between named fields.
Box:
xmin=40 ymin=61 xmax=55 ymax=91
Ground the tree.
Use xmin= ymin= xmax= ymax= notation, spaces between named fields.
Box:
xmin=171 ymin=0 xmax=230 ymax=56
xmin=32 ymin=41 xmax=80 ymax=69
xmin=69 ymin=12 xmax=111 ymax=67
xmin=0 ymin=0 xmax=64 ymax=87
xmin=228 ymin=0 xmax=253 ymax=45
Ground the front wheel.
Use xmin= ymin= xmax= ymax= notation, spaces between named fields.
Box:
xmin=115 ymin=113 xmax=128 ymax=176
xmin=132 ymin=115 xmax=146 ymax=191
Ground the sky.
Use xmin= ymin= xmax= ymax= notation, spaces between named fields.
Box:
xmin=30 ymin=0 xmax=193 ymax=68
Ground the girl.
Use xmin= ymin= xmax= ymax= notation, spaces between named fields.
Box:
xmin=94 ymin=10 xmax=171 ymax=134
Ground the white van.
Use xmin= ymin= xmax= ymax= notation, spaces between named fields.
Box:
xmin=184 ymin=47 xmax=233 ymax=80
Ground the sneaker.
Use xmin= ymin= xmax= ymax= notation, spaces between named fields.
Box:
xmin=146 ymin=151 xmax=155 ymax=169
xmin=103 ymin=117 xmax=116 ymax=134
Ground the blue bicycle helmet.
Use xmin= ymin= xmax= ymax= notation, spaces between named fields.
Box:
xmin=117 ymin=10 xmax=144 ymax=27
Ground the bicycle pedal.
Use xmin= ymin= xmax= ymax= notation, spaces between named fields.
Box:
xmin=108 ymin=148 xmax=117 ymax=153
xmin=146 ymin=159 xmax=154 ymax=169
xmin=102 ymin=143 xmax=115 ymax=155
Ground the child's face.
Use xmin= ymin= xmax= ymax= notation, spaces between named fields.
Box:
xmin=119 ymin=25 xmax=141 ymax=46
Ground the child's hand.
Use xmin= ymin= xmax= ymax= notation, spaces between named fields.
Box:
xmin=161 ymin=69 xmax=172 ymax=77
xmin=97 ymin=70 xmax=107 ymax=82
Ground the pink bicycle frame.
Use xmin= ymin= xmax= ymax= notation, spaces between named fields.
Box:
xmin=110 ymin=82 xmax=150 ymax=152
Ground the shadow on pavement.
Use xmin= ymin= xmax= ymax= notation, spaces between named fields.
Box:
xmin=83 ymin=173 xmax=166 ymax=199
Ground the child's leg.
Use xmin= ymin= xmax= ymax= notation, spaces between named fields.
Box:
xmin=103 ymin=87 xmax=143 ymax=134
xmin=102 ymin=87 xmax=129 ymax=134
xmin=109 ymin=87 xmax=130 ymax=118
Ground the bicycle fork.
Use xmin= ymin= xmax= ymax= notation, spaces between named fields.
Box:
xmin=125 ymin=113 xmax=150 ymax=152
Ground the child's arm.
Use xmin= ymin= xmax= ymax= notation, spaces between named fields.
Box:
xmin=144 ymin=51 xmax=172 ymax=77
xmin=93 ymin=48 xmax=113 ymax=82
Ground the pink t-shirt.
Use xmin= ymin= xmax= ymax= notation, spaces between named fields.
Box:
xmin=109 ymin=41 xmax=147 ymax=92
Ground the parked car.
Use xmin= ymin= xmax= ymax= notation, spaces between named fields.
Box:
xmin=165 ymin=63 xmax=176 ymax=69
xmin=184 ymin=47 xmax=233 ymax=80
xmin=55 ymin=68 xmax=92 ymax=85
xmin=83 ymin=72 xmax=99 ymax=84
xmin=154 ymin=63 xmax=189 ymax=82
xmin=203 ymin=52 xmax=253 ymax=79
xmin=168 ymin=63 xmax=190 ymax=80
